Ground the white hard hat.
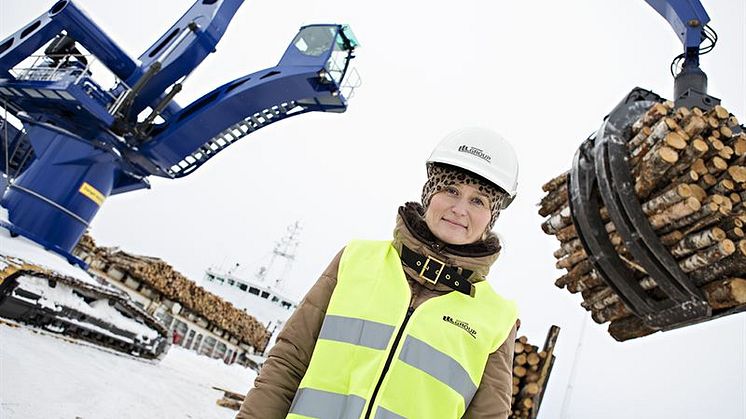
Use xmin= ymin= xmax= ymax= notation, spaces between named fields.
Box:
xmin=427 ymin=127 xmax=519 ymax=209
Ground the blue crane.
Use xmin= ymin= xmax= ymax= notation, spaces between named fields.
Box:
xmin=0 ymin=0 xmax=360 ymax=267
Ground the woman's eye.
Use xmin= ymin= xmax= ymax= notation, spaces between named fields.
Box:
xmin=446 ymin=186 xmax=459 ymax=196
xmin=471 ymin=197 xmax=486 ymax=207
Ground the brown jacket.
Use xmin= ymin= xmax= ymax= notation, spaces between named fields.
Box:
xmin=237 ymin=203 xmax=517 ymax=419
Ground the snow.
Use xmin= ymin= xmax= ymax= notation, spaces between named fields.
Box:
xmin=0 ymin=323 xmax=256 ymax=419
xmin=0 ymin=227 xmax=102 ymax=288
xmin=14 ymin=275 xmax=158 ymax=340
xmin=63 ymin=317 xmax=135 ymax=344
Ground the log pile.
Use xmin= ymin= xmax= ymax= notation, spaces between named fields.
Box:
xmin=213 ymin=386 xmax=245 ymax=411
xmin=75 ymin=235 xmax=270 ymax=351
xmin=540 ymin=102 xmax=746 ymax=340
xmin=510 ymin=326 xmax=559 ymax=419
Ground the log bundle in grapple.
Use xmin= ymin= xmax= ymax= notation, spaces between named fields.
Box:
xmin=510 ymin=326 xmax=559 ymax=419
xmin=540 ymin=98 xmax=746 ymax=341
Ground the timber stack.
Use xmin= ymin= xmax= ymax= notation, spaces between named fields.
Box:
xmin=213 ymin=386 xmax=245 ymax=411
xmin=75 ymin=235 xmax=270 ymax=351
xmin=539 ymin=102 xmax=746 ymax=340
xmin=510 ymin=325 xmax=559 ymax=419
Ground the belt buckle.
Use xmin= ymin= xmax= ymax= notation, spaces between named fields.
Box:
xmin=419 ymin=256 xmax=445 ymax=284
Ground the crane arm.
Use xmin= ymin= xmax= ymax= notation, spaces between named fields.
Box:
xmin=118 ymin=0 xmax=244 ymax=119
xmin=644 ymin=0 xmax=717 ymax=106
xmin=644 ymin=0 xmax=710 ymax=51
xmin=137 ymin=25 xmax=359 ymax=178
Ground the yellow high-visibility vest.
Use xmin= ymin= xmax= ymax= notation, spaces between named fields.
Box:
xmin=287 ymin=240 xmax=518 ymax=419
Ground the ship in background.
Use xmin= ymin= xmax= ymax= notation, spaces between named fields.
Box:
xmin=201 ymin=221 xmax=302 ymax=351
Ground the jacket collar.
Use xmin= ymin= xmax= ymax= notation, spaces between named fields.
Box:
xmin=391 ymin=202 xmax=501 ymax=291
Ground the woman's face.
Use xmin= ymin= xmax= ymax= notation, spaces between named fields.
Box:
xmin=424 ymin=183 xmax=492 ymax=245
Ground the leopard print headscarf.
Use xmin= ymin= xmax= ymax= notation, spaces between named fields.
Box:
xmin=421 ymin=163 xmax=507 ymax=230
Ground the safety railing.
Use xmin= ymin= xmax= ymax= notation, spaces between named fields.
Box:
xmin=324 ymin=51 xmax=361 ymax=99
xmin=8 ymin=54 xmax=132 ymax=115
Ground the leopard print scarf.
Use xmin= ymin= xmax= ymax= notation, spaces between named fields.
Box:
xmin=421 ymin=163 xmax=507 ymax=229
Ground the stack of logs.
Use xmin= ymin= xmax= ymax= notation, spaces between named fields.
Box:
xmin=75 ymin=235 xmax=270 ymax=351
xmin=540 ymin=102 xmax=746 ymax=340
xmin=213 ymin=386 xmax=246 ymax=411
xmin=510 ymin=326 xmax=559 ymax=419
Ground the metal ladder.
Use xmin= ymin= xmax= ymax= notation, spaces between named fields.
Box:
xmin=167 ymin=101 xmax=303 ymax=177
xmin=2 ymin=131 xmax=34 ymax=178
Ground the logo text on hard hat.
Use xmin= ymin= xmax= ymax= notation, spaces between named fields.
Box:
xmin=443 ymin=315 xmax=477 ymax=339
xmin=458 ymin=145 xmax=491 ymax=163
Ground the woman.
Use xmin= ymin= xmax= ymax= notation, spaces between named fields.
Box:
xmin=238 ymin=127 xmax=520 ymax=419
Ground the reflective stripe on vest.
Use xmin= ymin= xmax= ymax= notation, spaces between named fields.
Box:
xmin=398 ymin=335 xmax=477 ymax=404
xmin=318 ymin=315 xmax=395 ymax=350
xmin=289 ymin=388 xmax=366 ymax=419
xmin=287 ymin=240 xmax=518 ymax=419
xmin=373 ymin=407 xmax=406 ymax=419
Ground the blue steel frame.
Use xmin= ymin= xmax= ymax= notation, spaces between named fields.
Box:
xmin=644 ymin=0 xmax=710 ymax=52
xmin=644 ymin=0 xmax=714 ymax=104
xmin=0 ymin=0 xmax=359 ymax=266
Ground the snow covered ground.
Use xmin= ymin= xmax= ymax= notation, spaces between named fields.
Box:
xmin=0 ymin=322 xmax=255 ymax=419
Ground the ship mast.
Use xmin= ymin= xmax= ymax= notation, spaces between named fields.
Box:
xmin=256 ymin=221 xmax=302 ymax=289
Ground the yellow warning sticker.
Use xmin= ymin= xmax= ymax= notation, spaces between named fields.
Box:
xmin=79 ymin=182 xmax=105 ymax=206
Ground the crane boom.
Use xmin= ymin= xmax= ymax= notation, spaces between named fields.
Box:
xmin=0 ymin=1 xmax=360 ymax=267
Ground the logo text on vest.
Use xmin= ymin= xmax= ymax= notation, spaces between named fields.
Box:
xmin=457 ymin=145 xmax=492 ymax=163
xmin=443 ymin=315 xmax=477 ymax=339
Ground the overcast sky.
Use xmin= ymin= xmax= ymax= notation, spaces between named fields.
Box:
xmin=2 ymin=0 xmax=745 ymax=418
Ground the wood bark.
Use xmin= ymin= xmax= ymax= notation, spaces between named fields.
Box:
xmin=631 ymin=118 xmax=678 ymax=170
xmin=697 ymin=173 xmax=717 ymax=191
xmin=542 ymin=206 xmax=572 ymax=235
xmin=706 ymin=156 xmax=729 ymax=175
xmin=681 ymin=206 xmax=731 ymax=236
xmin=711 ymin=179 xmax=735 ymax=195
xmin=682 ymin=115 xmax=707 ymax=138
xmin=556 ymin=223 xmax=578 ymax=242
xmin=640 ymin=183 xmax=692 ymax=215
xmin=689 ymin=240 xmax=746 ymax=286
xmin=553 ymin=237 xmax=584 ymax=259
xmin=592 ymin=301 xmax=630 ymax=324
xmin=669 ymin=227 xmax=726 ymax=258
xmin=539 ymin=184 xmax=568 ymax=217
xmin=555 ymin=259 xmax=593 ymax=288
xmin=702 ymin=277 xmax=746 ymax=309
xmin=668 ymin=138 xmax=708 ymax=178
xmin=608 ymin=316 xmax=657 ymax=342
xmin=678 ymin=239 xmax=735 ymax=273
xmin=541 ymin=172 xmax=567 ymax=193
xmin=635 ymin=146 xmax=679 ymax=198
xmin=556 ymin=249 xmax=587 ymax=270
xmin=726 ymin=227 xmax=744 ymax=241
xmin=660 ymin=230 xmax=685 ymax=246
xmin=566 ymin=271 xmax=604 ymax=294
xmin=632 ymin=102 xmax=670 ymax=135
xmin=691 ymin=158 xmax=707 ymax=176
xmin=648 ymin=197 xmax=702 ymax=230
xmin=718 ymin=145 xmax=734 ymax=161
xmin=627 ymin=126 xmax=653 ymax=151
xmin=710 ymin=105 xmax=730 ymax=121
xmin=659 ymin=200 xmax=718 ymax=234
